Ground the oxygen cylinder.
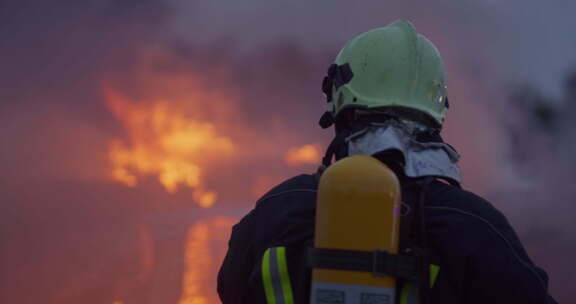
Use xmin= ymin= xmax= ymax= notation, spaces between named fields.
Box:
xmin=311 ymin=155 xmax=402 ymax=304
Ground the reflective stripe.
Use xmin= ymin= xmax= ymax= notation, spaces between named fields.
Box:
xmin=262 ymin=247 xmax=295 ymax=304
xmin=269 ymin=248 xmax=286 ymax=304
xmin=400 ymin=264 xmax=440 ymax=304
xmin=276 ymin=247 xmax=295 ymax=304
xmin=400 ymin=283 xmax=414 ymax=304
xmin=430 ymin=264 xmax=440 ymax=286
xmin=262 ymin=249 xmax=276 ymax=304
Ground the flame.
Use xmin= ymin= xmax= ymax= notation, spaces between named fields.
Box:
xmin=179 ymin=217 xmax=236 ymax=304
xmin=104 ymin=87 xmax=234 ymax=207
xmin=285 ymin=144 xmax=322 ymax=166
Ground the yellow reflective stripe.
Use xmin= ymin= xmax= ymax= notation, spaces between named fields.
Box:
xmin=276 ymin=247 xmax=295 ymax=304
xmin=430 ymin=264 xmax=440 ymax=287
xmin=262 ymin=247 xmax=295 ymax=304
xmin=400 ymin=283 xmax=412 ymax=304
xmin=262 ymin=249 xmax=276 ymax=304
xmin=399 ymin=264 xmax=441 ymax=304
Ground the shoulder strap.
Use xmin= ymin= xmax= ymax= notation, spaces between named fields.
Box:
xmin=398 ymin=177 xmax=434 ymax=304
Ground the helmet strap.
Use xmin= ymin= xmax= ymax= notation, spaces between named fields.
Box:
xmin=318 ymin=111 xmax=335 ymax=129
xmin=319 ymin=132 xmax=348 ymax=170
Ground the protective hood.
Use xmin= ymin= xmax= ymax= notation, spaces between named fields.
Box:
xmin=346 ymin=121 xmax=461 ymax=184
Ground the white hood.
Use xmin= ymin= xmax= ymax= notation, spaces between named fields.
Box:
xmin=346 ymin=121 xmax=461 ymax=184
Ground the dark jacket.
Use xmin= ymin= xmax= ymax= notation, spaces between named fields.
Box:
xmin=217 ymin=173 xmax=557 ymax=304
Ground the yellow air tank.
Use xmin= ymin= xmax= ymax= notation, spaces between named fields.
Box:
xmin=311 ymin=155 xmax=402 ymax=304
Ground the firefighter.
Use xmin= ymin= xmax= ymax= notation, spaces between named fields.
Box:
xmin=217 ymin=20 xmax=558 ymax=304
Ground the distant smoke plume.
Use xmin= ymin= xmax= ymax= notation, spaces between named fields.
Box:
xmin=492 ymin=70 xmax=576 ymax=301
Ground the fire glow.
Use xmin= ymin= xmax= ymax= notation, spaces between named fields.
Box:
xmin=178 ymin=217 xmax=236 ymax=304
xmin=285 ymin=144 xmax=322 ymax=166
xmin=104 ymin=87 xmax=234 ymax=208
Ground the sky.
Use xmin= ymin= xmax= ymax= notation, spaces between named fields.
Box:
xmin=1 ymin=0 xmax=575 ymax=303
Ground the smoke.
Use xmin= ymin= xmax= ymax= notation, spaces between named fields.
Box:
xmin=0 ymin=0 xmax=170 ymax=181
xmin=491 ymin=72 xmax=576 ymax=301
xmin=0 ymin=1 xmax=173 ymax=303
xmin=2 ymin=0 xmax=575 ymax=303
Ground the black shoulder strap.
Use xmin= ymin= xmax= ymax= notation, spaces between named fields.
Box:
xmin=397 ymin=177 xmax=434 ymax=304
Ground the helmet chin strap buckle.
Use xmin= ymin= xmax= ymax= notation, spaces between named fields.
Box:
xmin=322 ymin=63 xmax=354 ymax=103
xmin=332 ymin=63 xmax=354 ymax=89
xmin=318 ymin=111 xmax=335 ymax=129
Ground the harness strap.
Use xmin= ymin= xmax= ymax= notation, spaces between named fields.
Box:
xmin=415 ymin=178 xmax=433 ymax=304
xmin=307 ymin=247 xmax=421 ymax=281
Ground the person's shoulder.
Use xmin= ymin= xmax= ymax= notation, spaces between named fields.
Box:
xmin=426 ymin=180 xmax=510 ymax=230
xmin=255 ymin=173 xmax=318 ymax=205
xmin=234 ymin=174 xmax=317 ymax=228
xmin=236 ymin=174 xmax=317 ymax=247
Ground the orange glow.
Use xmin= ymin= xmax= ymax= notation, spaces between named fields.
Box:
xmin=137 ymin=224 xmax=155 ymax=282
xmin=285 ymin=144 xmax=322 ymax=166
xmin=104 ymin=87 xmax=234 ymax=207
xmin=179 ymin=217 xmax=236 ymax=304
xmin=251 ymin=175 xmax=283 ymax=198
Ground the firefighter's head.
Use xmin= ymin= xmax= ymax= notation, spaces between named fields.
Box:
xmin=319 ymin=20 xmax=450 ymax=167
xmin=320 ymin=20 xmax=448 ymax=130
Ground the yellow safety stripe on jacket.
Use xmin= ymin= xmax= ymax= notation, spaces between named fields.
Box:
xmin=400 ymin=264 xmax=441 ymax=304
xmin=261 ymin=247 xmax=295 ymax=304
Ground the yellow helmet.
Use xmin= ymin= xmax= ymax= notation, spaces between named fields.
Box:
xmin=320 ymin=20 xmax=449 ymax=129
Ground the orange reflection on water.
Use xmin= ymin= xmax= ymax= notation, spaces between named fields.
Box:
xmin=178 ymin=216 xmax=236 ymax=304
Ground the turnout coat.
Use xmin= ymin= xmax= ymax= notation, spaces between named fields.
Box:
xmin=217 ymin=173 xmax=557 ymax=304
